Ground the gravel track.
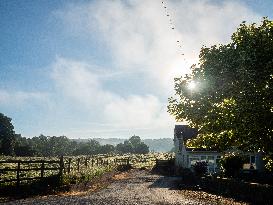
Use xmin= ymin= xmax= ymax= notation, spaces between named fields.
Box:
xmin=3 ymin=169 xmax=246 ymax=205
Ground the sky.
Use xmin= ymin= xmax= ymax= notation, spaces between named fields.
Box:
xmin=0 ymin=0 xmax=272 ymax=139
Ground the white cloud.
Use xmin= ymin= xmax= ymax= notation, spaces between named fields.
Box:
xmin=50 ymin=57 xmax=174 ymax=137
xmin=0 ymin=89 xmax=48 ymax=105
xmin=55 ymin=0 xmax=260 ymax=93
xmin=170 ymin=0 xmax=260 ymax=55
xmin=51 ymin=57 xmax=116 ymax=107
xmin=104 ymin=95 xmax=167 ymax=128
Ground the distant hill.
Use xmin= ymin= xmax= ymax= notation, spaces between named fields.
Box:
xmin=72 ymin=138 xmax=174 ymax=152
xmin=142 ymin=138 xmax=174 ymax=152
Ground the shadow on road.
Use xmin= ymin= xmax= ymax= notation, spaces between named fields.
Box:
xmin=149 ymin=167 xmax=273 ymax=205
xmin=148 ymin=176 xmax=182 ymax=190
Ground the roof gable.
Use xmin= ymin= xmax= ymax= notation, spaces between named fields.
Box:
xmin=174 ymin=125 xmax=198 ymax=142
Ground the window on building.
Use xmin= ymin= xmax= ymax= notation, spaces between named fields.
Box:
xmin=207 ymin=156 xmax=215 ymax=164
xmin=189 ymin=157 xmax=200 ymax=166
xmin=201 ymin=156 xmax=206 ymax=161
xmin=250 ymin=155 xmax=256 ymax=164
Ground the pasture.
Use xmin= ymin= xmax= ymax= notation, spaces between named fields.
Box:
xmin=0 ymin=153 xmax=174 ymax=188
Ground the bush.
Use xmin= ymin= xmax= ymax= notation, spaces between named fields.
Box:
xmin=221 ymin=155 xmax=244 ymax=177
xmin=193 ymin=161 xmax=208 ymax=176
xmin=175 ymin=167 xmax=197 ymax=185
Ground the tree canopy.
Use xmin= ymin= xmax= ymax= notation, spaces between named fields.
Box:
xmin=168 ymin=18 xmax=273 ymax=157
xmin=116 ymin=135 xmax=149 ymax=154
xmin=0 ymin=113 xmax=16 ymax=155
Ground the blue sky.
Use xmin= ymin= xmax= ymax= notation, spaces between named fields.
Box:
xmin=0 ymin=0 xmax=272 ymax=139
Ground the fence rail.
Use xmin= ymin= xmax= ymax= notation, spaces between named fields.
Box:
xmin=0 ymin=157 xmax=63 ymax=187
xmin=0 ymin=156 xmax=131 ymax=186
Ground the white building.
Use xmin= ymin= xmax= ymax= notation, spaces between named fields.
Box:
xmin=173 ymin=125 xmax=221 ymax=173
xmin=173 ymin=125 xmax=265 ymax=173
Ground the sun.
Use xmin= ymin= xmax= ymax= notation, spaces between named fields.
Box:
xmin=187 ymin=81 xmax=196 ymax=90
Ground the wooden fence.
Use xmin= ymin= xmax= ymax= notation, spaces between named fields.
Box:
xmin=63 ymin=157 xmax=129 ymax=174
xmin=0 ymin=154 xmax=172 ymax=187
xmin=0 ymin=157 xmax=63 ymax=187
xmin=0 ymin=156 xmax=130 ymax=187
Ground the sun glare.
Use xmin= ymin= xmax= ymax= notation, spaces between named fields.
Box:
xmin=188 ymin=81 xmax=196 ymax=90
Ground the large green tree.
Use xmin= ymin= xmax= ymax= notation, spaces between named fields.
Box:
xmin=116 ymin=135 xmax=149 ymax=154
xmin=129 ymin=135 xmax=149 ymax=154
xmin=0 ymin=113 xmax=16 ymax=155
xmin=14 ymin=134 xmax=36 ymax=156
xmin=168 ymin=18 xmax=273 ymax=156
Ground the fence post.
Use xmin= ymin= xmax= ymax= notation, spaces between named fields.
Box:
xmin=16 ymin=161 xmax=20 ymax=188
xmin=85 ymin=157 xmax=88 ymax=168
xmin=77 ymin=158 xmax=80 ymax=172
xmin=41 ymin=161 xmax=45 ymax=179
xmin=127 ymin=158 xmax=130 ymax=166
xmin=68 ymin=158 xmax=71 ymax=174
xmin=59 ymin=156 xmax=64 ymax=179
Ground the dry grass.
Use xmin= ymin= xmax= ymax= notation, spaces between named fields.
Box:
xmin=112 ymin=172 xmax=130 ymax=180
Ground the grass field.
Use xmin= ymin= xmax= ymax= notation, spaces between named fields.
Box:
xmin=0 ymin=153 xmax=174 ymax=188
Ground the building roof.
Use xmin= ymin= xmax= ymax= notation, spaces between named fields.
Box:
xmin=185 ymin=147 xmax=218 ymax=152
xmin=174 ymin=125 xmax=220 ymax=153
xmin=174 ymin=125 xmax=198 ymax=143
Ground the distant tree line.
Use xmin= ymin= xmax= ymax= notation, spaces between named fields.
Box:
xmin=0 ymin=113 xmax=149 ymax=157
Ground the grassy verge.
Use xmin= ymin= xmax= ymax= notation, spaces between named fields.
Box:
xmin=0 ymin=165 xmax=117 ymax=203
xmin=63 ymin=165 xmax=114 ymax=185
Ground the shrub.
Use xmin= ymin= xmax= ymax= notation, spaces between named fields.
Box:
xmin=193 ymin=161 xmax=208 ymax=176
xmin=220 ymin=155 xmax=244 ymax=177
xmin=264 ymin=155 xmax=273 ymax=172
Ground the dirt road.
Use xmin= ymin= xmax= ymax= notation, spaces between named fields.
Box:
xmin=4 ymin=169 xmax=246 ymax=205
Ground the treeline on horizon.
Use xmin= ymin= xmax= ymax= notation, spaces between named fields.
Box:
xmin=0 ymin=112 xmax=149 ymax=157
xmin=2 ymin=134 xmax=150 ymax=157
